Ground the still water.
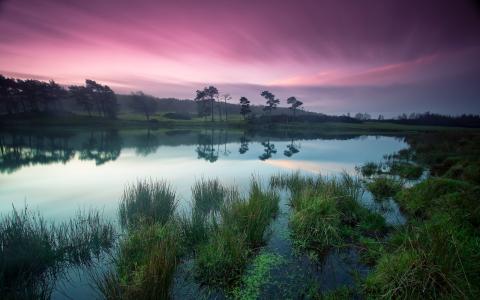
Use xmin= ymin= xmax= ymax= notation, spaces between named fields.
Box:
xmin=0 ymin=127 xmax=407 ymax=299
xmin=0 ymin=128 xmax=407 ymax=221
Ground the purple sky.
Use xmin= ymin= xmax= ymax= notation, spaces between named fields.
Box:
xmin=1 ymin=0 xmax=479 ymax=115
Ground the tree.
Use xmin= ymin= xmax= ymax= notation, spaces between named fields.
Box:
xmin=205 ymin=86 xmax=219 ymax=122
xmin=195 ymin=86 xmax=219 ymax=122
xmin=239 ymin=96 xmax=251 ymax=120
xmin=85 ymin=80 xmax=118 ymax=118
xmin=261 ymin=91 xmax=280 ymax=117
xmin=221 ymin=93 xmax=232 ymax=121
xmin=194 ymin=89 xmax=208 ymax=119
xmin=0 ymin=75 xmax=18 ymax=115
xmin=286 ymin=96 xmax=303 ymax=118
xmin=129 ymin=91 xmax=158 ymax=120
xmin=378 ymin=114 xmax=385 ymax=120
xmin=46 ymin=80 xmax=66 ymax=112
xmin=69 ymin=85 xmax=93 ymax=116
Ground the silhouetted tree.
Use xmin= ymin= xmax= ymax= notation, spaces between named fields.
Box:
xmin=129 ymin=91 xmax=158 ymax=120
xmin=0 ymin=75 xmax=18 ymax=115
xmin=286 ymin=96 xmax=303 ymax=118
xmin=194 ymin=89 xmax=208 ymax=119
xmin=205 ymin=86 xmax=219 ymax=122
xmin=261 ymin=90 xmax=280 ymax=118
xmin=69 ymin=86 xmax=93 ymax=116
xmin=239 ymin=96 xmax=251 ymax=120
xmin=85 ymin=80 xmax=118 ymax=118
xmin=221 ymin=93 xmax=231 ymax=121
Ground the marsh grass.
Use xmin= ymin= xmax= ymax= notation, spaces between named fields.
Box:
xmin=119 ymin=179 xmax=176 ymax=228
xmin=365 ymin=214 xmax=480 ymax=299
xmin=0 ymin=207 xmax=114 ymax=299
xmin=273 ymin=172 xmax=387 ymax=256
xmin=96 ymin=221 xmax=181 ymax=300
xmin=366 ymin=176 xmax=403 ymax=200
xmin=389 ymin=162 xmax=424 ymax=180
xmin=180 ymin=178 xmax=236 ymax=250
xmin=195 ymin=178 xmax=280 ymax=287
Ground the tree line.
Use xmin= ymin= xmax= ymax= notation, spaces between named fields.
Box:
xmin=0 ymin=74 xmax=118 ymax=118
xmin=192 ymin=85 xmax=303 ymax=122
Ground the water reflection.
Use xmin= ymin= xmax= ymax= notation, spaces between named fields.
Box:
xmin=0 ymin=128 xmax=409 ymax=175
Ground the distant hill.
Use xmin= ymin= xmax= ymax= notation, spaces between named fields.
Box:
xmin=116 ymin=94 xmax=316 ymax=116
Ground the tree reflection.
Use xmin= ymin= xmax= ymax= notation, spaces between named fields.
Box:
xmin=0 ymin=133 xmax=75 ymax=174
xmin=79 ymin=131 xmax=122 ymax=165
xmin=135 ymin=129 xmax=159 ymax=156
xmin=239 ymin=135 xmax=249 ymax=154
xmin=259 ymin=140 xmax=277 ymax=161
xmin=284 ymin=138 xmax=300 ymax=157
xmin=196 ymin=129 xmax=219 ymax=163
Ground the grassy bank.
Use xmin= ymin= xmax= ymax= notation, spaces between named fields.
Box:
xmin=2 ymin=111 xmax=475 ymax=134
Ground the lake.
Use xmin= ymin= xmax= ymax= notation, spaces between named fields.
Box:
xmin=0 ymin=127 xmax=408 ymax=298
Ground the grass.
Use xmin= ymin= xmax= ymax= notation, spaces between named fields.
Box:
xmin=194 ymin=178 xmax=280 ymax=287
xmin=362 ymin=131 xmax=480 ymax=299
xmin=0 ymin=207 xmax=114 ymax=299
xmin=364 ymin=214 xmax=480 ymax=299
xmin=272 ymin=172 xmax=387 ymax=255
xmin=366 ymin=176 xmax=403 ymax=200
xmin=389 ymin=162 xmax=424 ymax=180
xmin=119 ymin=179 xmax=177 ymax=228
xmin=357 ymin=161 xmax=382 ymax=177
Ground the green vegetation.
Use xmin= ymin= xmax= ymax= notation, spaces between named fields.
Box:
xmin=271 ymin=172 xmax=387 ymax=255
xmin=366 ymin=176 xmax=403 ymax=200
xmin=233 ymin=252 xmax=284 ymax=300
xmin=389 ymin=162 xmax=423 ymax=180
xmin=0 ymin=208 xmax=114 ymax=299
xmin=119 ymin=179 xmax=177 ymax=228
xmin=362 ymin=131 xmax=480 ymax=299
xmin=357 ymin=161 xmax=382 ymax=177
xmin=195 ymin=178 xmax=280 ymax=286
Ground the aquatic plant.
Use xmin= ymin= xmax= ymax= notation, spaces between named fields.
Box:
xmin=96 ymin=221 xmax=181 ymax=300
xmin=195 ymin=178 xmax=280 ymax=286
xmin=365 ymin=214 xmax=480 ymax=299
xmin=232 ymin=252 xmax=284 ymax=300
xmin=366 ymin=176 xmax=403 ymax=200
xmin=389 ymin=162 xmax=423 ymax=180
xmin=0 ymin=207 xmax=115 ymax=299
xmin=119 ymin=179 xmax=176 ymax=228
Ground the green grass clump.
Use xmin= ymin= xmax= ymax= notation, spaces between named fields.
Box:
xmin=180 ymin=179 xmax=236 ymax=250
xmin=290 ymin=191 xmax=341 ymax=252
xmin=279 ymin=173 xmax=387 ymax=254
xmin=195 ymin=228 xmax=248 ymax=287
xmin=356 ymin=162 xmax=382 ymax=177
xmin=0 ymin=207 xmax=114 ymax=299
xmin=365 ymin=214 xmax=480 ymax=299
xmin=192 ymin=178 xmax=227 ymax=215
xmin=395 ymin=177 xmax=471 ymax=218
xmin=366 ymin=176 xmax=403 ymax=200
xmin=194 ymin=178 xmax=279 ymax=287
xmin=389 ymin=162 xmax=424 ymax=180
xmin=233 ymin=252 xmax=284 ymax=300
xmin=117 ymin=222 xmax=181 ymax=299
xmin=119 ymin=179 xmax=176 ymax=228
xmin=97 ymin=221 xmax=181 ymax=300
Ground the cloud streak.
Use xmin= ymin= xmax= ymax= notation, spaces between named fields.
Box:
xmin=0 ymin=0 xmax=479 ymax=114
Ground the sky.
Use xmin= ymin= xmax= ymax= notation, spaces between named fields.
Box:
xmin=0 ymin=0 xmax=479 ymax=116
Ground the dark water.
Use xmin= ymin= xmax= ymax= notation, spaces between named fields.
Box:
xmin=0 ymin=127 xmax=407 ymax=299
